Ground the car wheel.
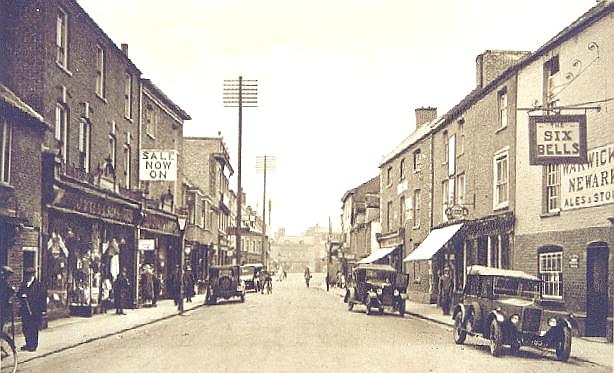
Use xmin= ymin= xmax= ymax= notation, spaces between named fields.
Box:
xmin=366 ymin=302 xmax=372 ymax=315
xmin=398 ymin=299 xmax=405 ymax=317
xmin=347 ymin=300 xmax=354 ymax=311
xmin=489 ymin=319 xmax=503 ymax=357
xmin=556 ymin=326 xmax=572 ymax=362
xmin=453 ymin=313 xmax=467 ymax=345
xmin=379 ymin=306 xmax=384 ymax=314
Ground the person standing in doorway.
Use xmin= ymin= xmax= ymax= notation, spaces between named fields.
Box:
xmin=17 ymin=267 xmax=46 ymax=352
xmin=113 ymin=267 xmax=130 ymax=315
xmin=438 ymin=266 xmax=454 ymax=315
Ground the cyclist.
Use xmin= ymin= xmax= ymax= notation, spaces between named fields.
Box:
xmin=0 ymin=266 xmax=15 ymax=333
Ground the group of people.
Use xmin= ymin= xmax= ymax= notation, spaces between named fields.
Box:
xmin=258 ymin=269 xmax=273 ymax=294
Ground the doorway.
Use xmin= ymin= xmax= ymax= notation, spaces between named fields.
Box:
xmin=586 ymin=242 xmax=609 ymax=337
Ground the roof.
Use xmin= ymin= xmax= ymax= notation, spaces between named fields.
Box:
xmin=354 ymin=263 xmax=397 ymax=272
xmin=142 ymin=79 xmax=191 ymax=120
xmin=0 ymin=84 xmax=50 ymax=129
xmin=433 ymin=0 xmax=614 ymax=132
xmin=341 ymin=175 xmax=380 ymax=203
xmin=467 ymin=265 xmax=540 ymax=281
xmin=380 ymin=118 xmax=436 ymax=166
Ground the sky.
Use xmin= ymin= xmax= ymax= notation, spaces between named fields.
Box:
xmin=79 ymin=0 xmax=596 ymax=235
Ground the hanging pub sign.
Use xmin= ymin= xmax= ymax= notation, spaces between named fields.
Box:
xmin=529 ymin=114 xmax=587 ymax=165
xmin=139 ymin=150 xmax=177 ymax=181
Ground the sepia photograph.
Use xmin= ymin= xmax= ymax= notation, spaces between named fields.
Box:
xmin=0 ymin=0 xmax=613 ymax=371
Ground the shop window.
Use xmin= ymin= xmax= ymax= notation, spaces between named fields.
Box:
xmin=1 ymin=117 xmax=12 ymax=183
xmin=544 ymin=164 xmax=560 ymax=213
xmin=477 ymin=237 xmax=488 ymax=265
xmin=539 ymin=247 xmax=563 ymax=299
xmin=489 ymin=235 xmax=500 ymax=268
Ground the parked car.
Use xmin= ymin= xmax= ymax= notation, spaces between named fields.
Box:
xmin=206 ymin=265 xmax=246 ymax=305
xmin=240 ymin=263 xmax=264 ymax=292
xmin=344 ymin=263 xmax=409 ymax=316
xmin=452 ymin=265 xmax=578 ymax=361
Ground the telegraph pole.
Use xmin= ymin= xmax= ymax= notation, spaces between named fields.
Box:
xmin=224 ymin=77 xmax=257 ymax=265
xmin=256 ymin=155 xmax=275 ymax=267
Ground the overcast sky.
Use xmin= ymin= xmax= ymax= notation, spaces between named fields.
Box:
xmin=79 ymin=0 xmax=595 ymax=235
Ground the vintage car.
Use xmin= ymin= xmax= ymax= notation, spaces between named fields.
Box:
xmin=205 ymin=265 xmax=246 ymax=305
xmin=452 ymin=265 xmax=577 ymax=361
xmin=240 ymin=263 xmax=264 ymax=292
xmin=344 ymin=263 xmax=409 ymax=316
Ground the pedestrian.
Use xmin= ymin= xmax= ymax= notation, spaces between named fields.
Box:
xmin=169 ymin=265 xmax=181 ymax=305
xmin=152 ymin=274 xmax=161 ymax=307
xmin=140 ymin=265 xmax=154 ymax=306
xmin=113 ymin=267 xmax=130 ymax=315
xmin=438 ymin=266 xmax=453 ymax=315
xmin=17 ymin=267 xmax=46 ymax=352
xmin=0 ymin=265 xmax=15 ymax=333
xmin=183 ymin=268 xmax=195 ymax=303
xmin=259 ymin=269 xmax=267 ymax=294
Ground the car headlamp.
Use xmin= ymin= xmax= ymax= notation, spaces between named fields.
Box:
xmin=548 ymin=318 xmax=557 ymax=327
xmin=510 ymin=314 xmax=519 ymax=324
xmin=376 ymin=288 xmax=383 ymax=295
xmin=394 ymin=289 xmax=400 ymax=296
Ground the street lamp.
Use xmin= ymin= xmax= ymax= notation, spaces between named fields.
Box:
xmin=177 ymin=214 xmax=188 ymax=313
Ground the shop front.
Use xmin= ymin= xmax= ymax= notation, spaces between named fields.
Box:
xmin=43 ymin=182 xmax=140 ymax=319
xmin=138 ymin=208 xmax=180 ymax=304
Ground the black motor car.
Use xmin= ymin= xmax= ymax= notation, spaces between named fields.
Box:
xmin=452 ymin=265 xmax=578 ymax=361
xmin=240 ymin=263 xmax=263 ymax=292
xmin=344 ymin=264 xmax=409 ymax=316
xmin=205 ymin=265 xmax=245 ymax=305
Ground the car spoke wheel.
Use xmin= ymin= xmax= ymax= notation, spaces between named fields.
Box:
xmin=489 ymin=319 xmax=503 ymax=357
xmin=556 ymin=326 xmax=572 ymax=362
xmin=366 ymin=303 xmax=372 ymax=315
xmin=510 ymin=339 xmax=521 ymax=354
xmin=453 ymin=313 xmax=467 ymax=345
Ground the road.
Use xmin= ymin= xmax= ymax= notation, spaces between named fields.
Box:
xmin=19 ymin=274 xmax=609 ymax=372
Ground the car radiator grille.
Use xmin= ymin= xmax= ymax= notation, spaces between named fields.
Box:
xmin=382 ymin=287 xmax=393 ymax=304
xmin=522 ymin=308 xmax=542 ymax=333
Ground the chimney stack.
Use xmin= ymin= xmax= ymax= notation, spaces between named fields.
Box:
xmin=475 ymin=50 xmax=530 ymax=88
xmin=121 ymin=43 xmax=129 ymax=56
xmin=415 ymin=107 xmax=437 ymax=128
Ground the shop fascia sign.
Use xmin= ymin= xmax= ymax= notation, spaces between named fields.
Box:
xmin=445 ymin=205 xmax=468 ymax=220
xmin=139 ymin=150 xmax=177 ymax=181
xmin=138 ymin=239 xmax=155 ymax=251
xmin=529 ymin=114 xmax=587 ymax=165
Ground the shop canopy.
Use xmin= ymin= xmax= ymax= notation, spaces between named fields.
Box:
xmin=357 ymin=246 xmax=397 ymax=264
xmin=403 ymin=223 xmax=463 ymax=262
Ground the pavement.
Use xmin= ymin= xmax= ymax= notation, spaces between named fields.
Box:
xmin=10 ymin=293 xmax=207 ymax=365
xmin=320 ymin=279 xmax=613 ymax=370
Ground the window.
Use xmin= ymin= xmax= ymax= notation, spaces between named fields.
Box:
xmin=493 ymin=150 xmax=509 ymax=209
xmin=96 ymin=45 xmax=105 ymax=97
xmin=108 ymin=123 xmax=117 ymax=169
xmin=413 ymin=189 xmax=421 ymax=227
xmin=458 ymin=120 xmax=464 ymax=154
xmin=78 ymin=120 xmax=91 ymax=172
xmin=386 ymin=167 xmax=392 ymax=186
xmin=399 ymin=159 xmax=405 ymax=180
xmin=200 ymin=200 xmax=206 ymax=227
xmin=448 ymin=134 xmax=456 ymax=176
xmin=442 ymin=179 xmax=449 ymax=222
xmin=1 ymin=118 xmax=12 ymax=183
xmin=145 ymin=105 xmax=156 ymax=138
xmin=539 ymin=250 xmax=563 ymax=299
xmin=399 ymin=196 xmax=405 ymax=226
xmin=442 ymin=131 xmax=448 ymax=164
xmin=124 ymin=73 xmax=133 ymax=119
xmin=124 ymin=144 xmax=131 ymax=188
xmin=544 ymin=164 xmax=560 ymax=213
xmin=498 ymin=88 xmax=508 ymax=130
xmin=386 ymin=200 xmax=393 ymax=232
xmin=543 ymin=55 xmax=560 ymax=106
xmin=55 ymin=104 xmax=68 ymax=163
xmin=456 ymin=173 xmax=465 ymax=206
xmin=413 ymin=149 xmax=422 ymax=172
xmin=56 ymin=8 xmax=68 ymax=68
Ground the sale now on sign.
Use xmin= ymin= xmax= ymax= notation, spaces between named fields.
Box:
xmin=529 ymin=114 xmax=587 ymax=165
xmin=139 ymin=150 xmax=177 ymax=181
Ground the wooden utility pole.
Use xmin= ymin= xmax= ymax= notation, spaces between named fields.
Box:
xmin=224 ymin=76 xmax=257 ymax=265
xmin=256 ymin=155 xmax=275 ymax=267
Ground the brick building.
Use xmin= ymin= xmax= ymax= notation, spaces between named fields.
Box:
xmin=183 ymin=137 xmax=233 ymax=265
xmin=138 ymin=79 xmax=190 ymax=301
xmin=377 ymin=108 xmax=436 ymax=301
xmin=513 ymin=2 xmax=614 ymax=339
xmin=0 ymin=84 xmax=49 ymax=306
xmin=1 ymin=0 xmax=145 ymax=318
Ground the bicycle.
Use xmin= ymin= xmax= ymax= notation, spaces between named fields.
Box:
xmin=1 ymin=303 xmax=18 ymax=373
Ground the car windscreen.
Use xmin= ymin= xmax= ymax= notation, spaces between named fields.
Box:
xmin=241 ymin=267 xmax=255 ymax=276
xmin=493 ymin=277 xmax=540 ymax=300
xmin=365 ymin=270 xmax=395 ymax=284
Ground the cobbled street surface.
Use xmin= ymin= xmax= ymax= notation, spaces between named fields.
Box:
xmin=18 ymin=274 xmax=610 ymax=373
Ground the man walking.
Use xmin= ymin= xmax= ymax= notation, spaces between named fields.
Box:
xmin=438 ymin=266 xmax=454 ymax=315
xmin=17 ymin=267 xmax=46 ymax=352
xmin=0 ymin=265 xmax=15 ymax=333
xmin=113 ymin=267 xmax=130 ymax=315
